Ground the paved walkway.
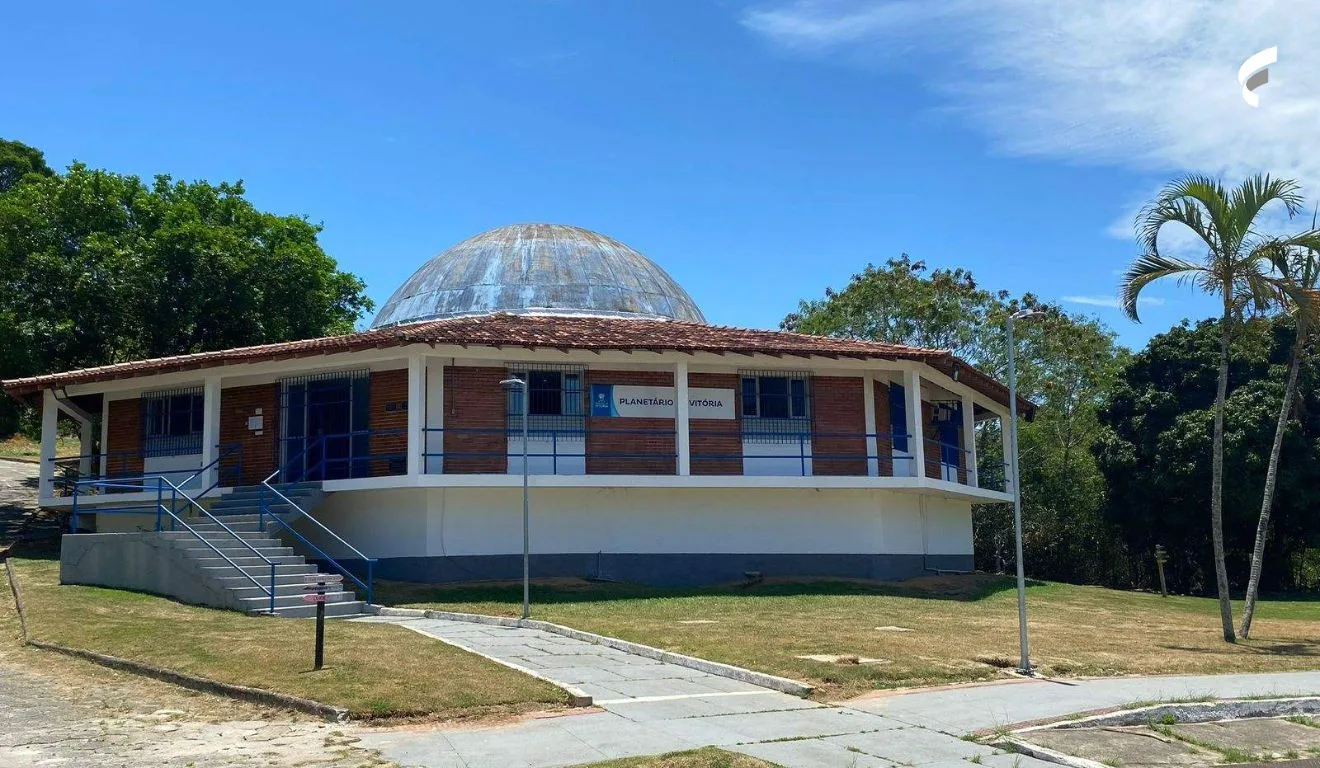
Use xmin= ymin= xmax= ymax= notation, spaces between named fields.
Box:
xmin=353 ymin=615 xmax=1058 ymax=768
xmin=355 ymin=615 xmax=1320 ymax=768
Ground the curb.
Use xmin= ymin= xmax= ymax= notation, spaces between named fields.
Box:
xmin=370 ymin=605 xmax=815 ymax=697
xmin=996 ymin=738 xmax=1107 ymax=768
xmin=25 ymin=640 xmax=350 ymax=722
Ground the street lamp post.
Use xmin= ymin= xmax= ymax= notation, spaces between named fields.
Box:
xmin=1006 ymin=309 xmax=1041 ymax=676
xmin=501 ymin=376 xmax=531 ymax=620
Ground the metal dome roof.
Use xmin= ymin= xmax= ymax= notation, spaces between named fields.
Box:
xmin=370 ymin=223 xmax=705 ymax=327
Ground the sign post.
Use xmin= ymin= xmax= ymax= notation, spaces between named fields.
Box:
xmin=303 ymin=573 xmax=342 ymax=670
xmin=1154 ymin=545 xmax=1169 ymax=598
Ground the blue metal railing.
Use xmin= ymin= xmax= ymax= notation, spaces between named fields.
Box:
xmin=71 ymin=475 xmax=279 ymax=614
xmin=258 ymin=439 xmax=377 ymax=603
xmin=422 ymin=426 xmax=678 ymax=475
xmin=414 ymin=427 xmax=998 ymax=488
xmin=273 ymin=428 xmax=407 ymax=483
xmin=51 ymin=443 xmax=243 ymax=497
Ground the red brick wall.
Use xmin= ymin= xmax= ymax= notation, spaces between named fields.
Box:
xmin=689 ymin=372 xmax=741 ymax=475
xmin=369 ymin=369 xmax=408 ymax=477
xmin=811 ymin=376 xmax=867 ymax=476
xmin=586 ymin=370 xmax=675 ymax=475
xmin=443 ymin=366 xmax=507 ymax=473
xmin=219 ymin=384 xmax=278 ymax=486
xmin=105 ymin=399 xmax=144 ymax=477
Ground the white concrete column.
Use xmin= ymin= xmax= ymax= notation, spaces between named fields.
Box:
xmin=407 ymin=355 xmax=425 ymax=477
xmin=862 ymin=372 xmax=878 ymax=477
xmin=424 ymin=357 xmax=445 ymax=473
xmin=961 ymin=391 xmax=978 ymax=488
xmin=200 ymin=376 xmax=222 ymax=488
xmin=38 ymin=389 xmax=58 ymax=502
xmin=903 ymin=369 xmax=926 ymax=480
xmin=675 ymin=361 xmax=691 ymax=476
xmin=1000 ymin=411 xmax=1012 ymax=493
xmin=78 ymin=419 xmax=94 ymax=478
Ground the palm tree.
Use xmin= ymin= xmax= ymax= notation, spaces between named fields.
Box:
xmin=1240 ymin=232 xmax=1320 ymax=639
xmin=1121 ymin=174 xmax=1311 ymax=643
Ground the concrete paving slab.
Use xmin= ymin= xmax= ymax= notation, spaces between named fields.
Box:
xmin=1022 ymin=726 xmax=1217 ymax=767
xmin=1174 ymin=718 xmax=1320 ymax=757
xmin=732 ymin=738 xmax=897 ymax=767
xmin=824 ymin=727 xmax=999 ymax=765
xmin=600 ymin=692 xmax=821 ymax=722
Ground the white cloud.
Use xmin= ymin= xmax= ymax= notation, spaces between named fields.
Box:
xmin=741 ymin=1 xmax=1320 ymax=217
xmin=1063 ymin=295 xmax=1165 ymax=310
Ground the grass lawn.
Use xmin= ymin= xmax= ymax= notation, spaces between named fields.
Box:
xmin=4 ymin=555 xmax=568 ymax=719
xmin=0 ymin=433 xmax=79 ymax=462
xmin=579 ymin=747 xmax=775 ymax=767
xmin=379 ymin=574 xmax=1320 ymax=699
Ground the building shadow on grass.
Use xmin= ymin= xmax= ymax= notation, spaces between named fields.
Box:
xmin=375 ymin=572 xmax=1041 ymax=608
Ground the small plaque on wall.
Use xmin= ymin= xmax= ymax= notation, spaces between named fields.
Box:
xmin=247 ymin=415 xmax=264 ymax=431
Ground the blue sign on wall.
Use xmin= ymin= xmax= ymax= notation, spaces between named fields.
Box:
xmin=590 ymin=384 xmax=615 ymax=416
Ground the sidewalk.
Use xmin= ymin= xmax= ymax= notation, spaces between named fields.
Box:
xmin=353 ymin=615 xmax=1054 ymax=767
xmin=355 ymin=615 xmax=1320 ymax=767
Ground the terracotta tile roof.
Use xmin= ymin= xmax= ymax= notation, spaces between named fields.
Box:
xmin=1 ymin=314 xmax=1029 ymax=413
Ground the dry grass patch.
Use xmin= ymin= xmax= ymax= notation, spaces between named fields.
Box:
xmin=0 ymin=434 xmax=79 ymax=462
xmin=7 ymin=556 xmax=567 ymax=719
xmin=579 ymin=747 xmax=776 ymax=767
xmin=380 ymin=576 xmax=1320 ymax=699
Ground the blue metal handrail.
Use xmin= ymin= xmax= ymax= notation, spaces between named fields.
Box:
xmin=258 ymin=446 xmax=376 ymax=603
xmin=177 ymin=443 xmax=244 ymax=499
xmin=71 ymin=476 xmax=279 ymax=614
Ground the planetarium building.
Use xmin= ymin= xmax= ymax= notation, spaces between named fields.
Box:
xmin=6 ymin=224 xmax=1027 ymax=612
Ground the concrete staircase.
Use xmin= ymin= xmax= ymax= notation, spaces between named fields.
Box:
xmin=175 ymin=482 xmax=368 ymax=618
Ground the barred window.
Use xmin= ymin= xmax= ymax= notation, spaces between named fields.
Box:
xmin=507 ymin=363 xmax=586 ymax=434
xmin=740 ymin=375 xmax=809 ymax=420
xmin=143 ymin=388 xmax=204 ymax=456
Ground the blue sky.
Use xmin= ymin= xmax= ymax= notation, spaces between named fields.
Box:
xmin=4 ymin=1 xmax=1315 ymax=349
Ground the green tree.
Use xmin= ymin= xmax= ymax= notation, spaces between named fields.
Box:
xmin=1241 ymin=242 xmax=1320 ymax=638
xmin=1095 ymin=317 xmax=1320 ymax=596
xmin=1120 ymin=174 xmax=1315 ymax=642
xmin=0 ymin=139 xmax=53 ymax=194
xmin=0 ymin=155 xmax=372 ymax=435
xmin=784 ymin=256 xmax=1126 ymax=585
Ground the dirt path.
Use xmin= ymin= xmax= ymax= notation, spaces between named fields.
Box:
xmin=0 ymin=459 xmax=40 ymax=546
xmin=0 ymin=649 xmax=393 ymax=767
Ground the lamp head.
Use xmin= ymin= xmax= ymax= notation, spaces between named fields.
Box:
xmin=500 ymin=377 xmax=526 ymax=388
xmin=1010 ymin=309 xmax=1045 ymax=321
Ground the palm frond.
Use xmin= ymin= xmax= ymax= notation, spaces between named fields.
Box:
xmin=1119 ymin=252 xmax=1206 ymax=321
xmin=1230 ymin=174 xmax=1304 ymax=243
xmin=1137 ymin=175 xmax=1230 ymax=256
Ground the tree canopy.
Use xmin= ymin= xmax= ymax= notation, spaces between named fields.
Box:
xmin=1095 ymin=316 xmax=1320 ymax=594
xmin=0 ymin=140 xmax=372 ymax=434
xmin=784 ymin=256 xmax=1128 ymax=585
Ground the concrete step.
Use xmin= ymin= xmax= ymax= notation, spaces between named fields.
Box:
xmin=237 ymin=591 xmax=358 ymax=610
xmin=209 ymin=501 xmax=313 ymax=516
xmin=228 ymin=582 xmax=359 ymax=599
xmin=185 ymin=522 xmax=266 ymax=534
xmin=196 ymin=560 xmax=314 ymax=575
xmin=214 ymin=572 xmax=326 ymax=588
xmin=177 ymin=543 xmax=296 ymax=558
xmin=160 ymin=530 xmax=279 ymax=545
xmin=260 ymin=600 xmax=367 ymax=618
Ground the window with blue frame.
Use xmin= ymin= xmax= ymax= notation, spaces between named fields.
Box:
xmin=741 ymin=375 xmax=809 ymax=420
xmin=143 ymin=389 xmax=204 ymax=456
xmin=507 ymin=367 xmax=586 ymax=435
